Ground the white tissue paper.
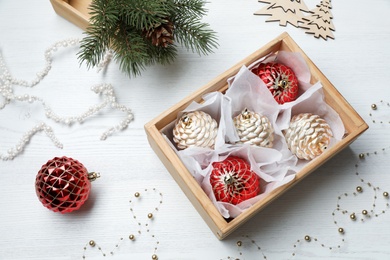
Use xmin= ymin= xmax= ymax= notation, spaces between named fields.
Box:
xmin=161 ymin=51 xmax=345 ymax=219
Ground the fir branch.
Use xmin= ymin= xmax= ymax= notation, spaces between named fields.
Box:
xmin=78 ymin=0 xmax=119 ymax=68
xmin=111 ymin=21 xmax=151 ymax=76
xmin=78 ymin=0 xmax=218 ymax=77
xmin=118 ymin=0 xmax=169 ymax=30
xmin=171 ymin=0 xmax=208 ymax=18
xmin=147 ymin=44 xmax=178 ymax=65
xmin=173 ymin=17 xmax=218 ymax=55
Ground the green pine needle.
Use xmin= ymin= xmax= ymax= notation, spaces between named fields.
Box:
xmin=78 ymin=0 xmax=218 ymax=77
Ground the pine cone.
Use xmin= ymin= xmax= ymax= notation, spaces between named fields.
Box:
xmin=252 ymin=62 xmax=299 ymax=104
xmin=144 ymin=19 xmax=174 ymax=47
xmin=284 ymin=113 xmax=333 ymax=160
xmin=173 ymin=111 xmax=218 ymax=150
xmin=233 ymin=108 xmax=274 ymax=148
xmin=210 ymin=156 xmax=260 ymax=205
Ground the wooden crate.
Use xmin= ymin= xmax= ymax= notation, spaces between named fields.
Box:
xmin=144 ymin=32 xmax=368 ymax=240
xmin=50 ymin=0 xmax=91 ymax=30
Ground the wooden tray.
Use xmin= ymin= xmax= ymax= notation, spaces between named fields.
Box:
xmin=144 ymin=32 xmax=368 ymax=240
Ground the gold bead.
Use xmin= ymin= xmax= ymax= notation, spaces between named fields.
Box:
xmin=152 ymin=254 xmax=158 ymax=260
xmin=384 ymin=192 xmax=389 ymax=197
xmin=148 ymin=213 xmax=153 ymax=219
xmin=129 ymin=234 xmax=135 ymax=240
xmin=304 ymin=235 xmax=311 ymax=242
xmin=371 ymin=104 xmax=377 ymax=110
xmin=356 ymin=186 xmax=363 ymax=193
xmin=134 ymin=192 xmax=140 ymax=198
xmin=362 ymin=210 xmax=368 ymax=215
xmin=350 ymin=213 xmax=356 ymax=220
xmin=358 ymin=153 xmax=365 ymax=159
xmin=237 ymin=241 xmax=242 ymax=247
xmin=338 ymin=227 xmax=344 ymax=234
xmin=89 ymin=240 xmax=96 ymax=247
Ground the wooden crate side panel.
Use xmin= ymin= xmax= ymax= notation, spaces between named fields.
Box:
xmin=144 ymin=124 xmax=228 ymax=239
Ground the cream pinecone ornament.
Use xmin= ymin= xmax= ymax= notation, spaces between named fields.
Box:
xmin=173 ymin=111 xmax=218 ymax=150
xmin=233 ymin=108 xmax=274 ymax=148
xmin=284 ymin=113 xmax=333 ymax=160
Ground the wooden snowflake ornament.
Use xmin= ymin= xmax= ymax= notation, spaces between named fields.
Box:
xmin=300 ymin=0 xmax=335 ymax=40
xmin=255 ymin=0 xmax=311 ymax=27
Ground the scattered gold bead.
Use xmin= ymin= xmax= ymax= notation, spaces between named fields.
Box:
xmin=148 ymin=213 xmax=153 ymax=219
xmin=304 ymin=235 xmax=311 ymax=242
xmin=134 ymin=192 xmax=140 ymax=198
xmin=89 ymin=240 xmax=96 ymax=247
xmin=362 ymin=210 xmax=368 ymax=215
xmin=152 ymin=254 xmax=158 ymax=260
xmin=129 ymin=234 xmax=135 ymax=240
xmin=359 ymin=153 xmax=365 ymax=159
xmin=237 ymin=241 xmax=242 ymax=247
xmin=350 ymin=213 xmax=356 ymax=220
xmin=371 ymin=104 xmax=377 ymax=110
xmin=338 ymin=227 xmax=344 ymax=234
xmin=384 ymin=192 xmax=389 ymax=197
xmin=356 ymin=186 xmax=363 ymax=193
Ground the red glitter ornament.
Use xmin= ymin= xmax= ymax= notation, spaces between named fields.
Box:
xmin=252 ymin=62 xmax=299 ymax=104
xmin=35 ymin=156 xmax=99 ymax=213
xmin=210 ymin=156 xmax=260 ymax=205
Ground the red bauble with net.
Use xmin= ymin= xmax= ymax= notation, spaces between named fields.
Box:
xmin=35 ymin=156 xmax=99 ymax=213
xmin=252 ymin=62 xmax=299 ymax=104
xmin=210 ymin=156 xmax=260 ymax=205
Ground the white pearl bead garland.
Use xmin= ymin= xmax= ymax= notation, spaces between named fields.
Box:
xmin=0 ymin=39 xmax=134 ymax=161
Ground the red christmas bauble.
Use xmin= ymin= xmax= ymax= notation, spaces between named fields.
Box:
xmin=210 ymin=156 xmax=260 ymax=205
xmin=35 ymin=156 xmax=94 ymax=213
xmin=252 ymin=62 xmax=299 ymax=104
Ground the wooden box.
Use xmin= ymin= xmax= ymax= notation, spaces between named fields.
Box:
xmin=48 ymin=1 xmax=368 ymax=239
xmin=144 ymin=32 xmax=368 ymax=240
xmin=50 ymin=0 xmax=91 ymax=30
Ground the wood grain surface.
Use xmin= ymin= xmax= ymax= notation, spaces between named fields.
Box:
xmin=1 ymin=0 xmax=389 ymax=259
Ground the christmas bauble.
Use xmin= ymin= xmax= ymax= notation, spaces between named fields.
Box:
xmin=35 ymin=156 xmax=99 ymax=213
xmin=252 ymin=62 xmax=299 ymax=104
xmin=284 ymin=113 xmax=333 ymax=160
xmin=233 ymin=108 xmax=274 ymax=148
xmin=173 ymin=111 xmax=218 ymax=150
xmin=210 ymin=156 xmax=260 ymax=205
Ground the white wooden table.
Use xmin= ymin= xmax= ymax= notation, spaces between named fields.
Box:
xmin=1 ymin=0 xmax=390 ymax=259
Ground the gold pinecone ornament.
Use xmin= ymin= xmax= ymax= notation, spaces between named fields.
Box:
xmin=173 ymin=111 xmax=218 ymax=150
xmin=233 ymin=108 xmax=274 ymax=148
xmin=144 ymin=19 xmax=174 ymax=47
xmin=284 ymin=113 xmax=333 ymax=160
